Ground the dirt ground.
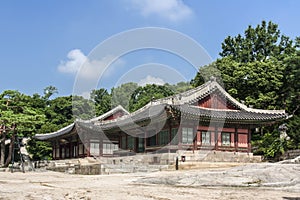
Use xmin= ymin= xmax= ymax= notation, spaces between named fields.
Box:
xmin=0 ymin=163 xmax=299 ymax=200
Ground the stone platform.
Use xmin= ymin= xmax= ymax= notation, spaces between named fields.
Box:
xmin=43 ymin=150 xmax=261 ymax=175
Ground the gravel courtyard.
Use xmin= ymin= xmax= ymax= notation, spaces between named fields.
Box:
xmin=0 ymin=162 xmax=299 ymax=200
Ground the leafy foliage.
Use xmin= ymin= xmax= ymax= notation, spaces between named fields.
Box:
xmin=192 ymin=20 xmax=300 ymax=159
xmin=111 ymin=82 xmax=139 ymax=110
xmin=129 ymin=84 xmax=175 ymax=112
xmin=0 ymin=90 xmax=46 ymax=165
xmin=27 ymin=139 xmax=52 ymax=161
xmin=166 ymin=81 xmax=194 ymax=94
xmin=220 ymin=20 xmax=296 ymax=62
xmin=90 ymin=88 xmax=111 ymax=116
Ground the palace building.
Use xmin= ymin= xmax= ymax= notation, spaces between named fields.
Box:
xmin=35 ymin=77 xmax=286 ymax=160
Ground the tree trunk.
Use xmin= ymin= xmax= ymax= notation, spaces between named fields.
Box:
xmin=4 ymin=132 xmax=15 ymax=167
xmin=0 ymin=132 xmax=6 ymax=167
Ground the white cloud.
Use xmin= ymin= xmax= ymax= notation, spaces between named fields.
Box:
xmin=58 ymin=49 xmax=87 ymax=74
xmin=128 ymin=0 xmax=193 ymax=22
xmin=59 ymin=49 xmax=126 ymax=99
xmin=58 ymin=49 xmax=125 ymax=80
xmin=138 ymin=75 xmax=165 ymax=86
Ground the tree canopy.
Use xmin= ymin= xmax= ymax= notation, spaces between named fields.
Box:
xmin=192 ymin=20 xmax=300 ymax=159
xmin=129 ymin=84 xmax=175 ymax=112
xmin=220 ymin=20 xmax=298 ymax=62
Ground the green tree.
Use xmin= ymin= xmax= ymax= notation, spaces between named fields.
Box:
xmin=220 ymin=20 xmax=296 ymax=62
xmin=29 ymin=92 xmax=95 ymax=160
xmin=26 ymin=139 xmax=52 ymax=161
xmin=286 ymin=115 xmax=300 ymax=149
xmin=191 ymin=62 xmax=223 ymax=87
xmin=43 ymin=86 xmax=58 ymax=100
xmin=129 ymin=84 xmax=174 ymax=112
xmin=0 ymin=90 xmax=45 ymax=166
xmin=90 ymin=89 xmax=111 ymax=116
xmin=165 ymin=82 xmax=194 ymax=94
xmin=111 ymin=82 xmax=139 ymax=110
xmin=281 ymin=51 xmax=300 ymax=148
xmin=43 ymin=96 xmax=73 ymax=128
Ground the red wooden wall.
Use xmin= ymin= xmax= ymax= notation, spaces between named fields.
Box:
xmin=197 ymin=93 xmax=237 ymax=110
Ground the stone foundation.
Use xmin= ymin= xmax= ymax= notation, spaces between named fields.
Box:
xmin=45 ymin=150 xmax=261 ymax=175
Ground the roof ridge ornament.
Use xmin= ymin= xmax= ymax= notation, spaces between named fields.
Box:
xmin=210 ymin=76 xmax=216 ymax=82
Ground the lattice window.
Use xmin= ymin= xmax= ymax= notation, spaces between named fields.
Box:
xmin=202 ymin=131 xmax=211 ymax=145
xmin=171 ymin=128 xmax=179 ymax=145
xmin=127 ymin=136 xmax=135 ymax=150
xmin=90 ymin=142 xmax=100 ymax=156
xmin=159 ymin=130 xmax=169 ymax=145
xmin=221 ymin=132 xmax=231 ymax=146
xmin=103 ymin=143 xmax=118 ymax=155
xmin=182 ymin=127 xmax=194 ymax=144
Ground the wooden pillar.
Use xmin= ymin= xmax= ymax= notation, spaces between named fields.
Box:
xmin=247 ymin=128 xmax=251 ymax=153
xmin=156 ymin=124 xmax=159 ymax=146
xmin=69 ymin=137 xmax=72 ymax=158
xmin=192 ymin=123 xmax=196 ymax=152
xmin=51 ymin=141 xmax=53 ymax=160
xmin=53 ymin=141 xmax=56 ymax=160
xmin=135 ymin=137 xmax=138 ymax=153
xmin=144 ymin=130 xmax=147 ymax=153
xmin=84 ymin=132 xmax=90 ymax=157
xmin=214 ymin=126 xmax=218 ymax=151
xmin=178 ymin=126 xmax=182 ymax=150
xmin=126 ymin=134 xmax=128 ymax=150
xmin=59 ymin=143 xmax=62 ymax=159
xmin=87 ymin=139 xmax=91 ymax=157
xmin=99 ymin=137 xmax=103 ymax=156
xmin=118 ymin=132 xmax=121 ymax=149
xmin=77 ymin=135 xmax=79 ymax=158
xmin=196 ymin=130 xmax=200 ymax=149
xmin=235 ymin=127 xmax=238 ymax=152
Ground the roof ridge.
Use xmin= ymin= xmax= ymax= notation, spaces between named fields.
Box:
xmin=89 ymin=105 xmax=129 ymax=122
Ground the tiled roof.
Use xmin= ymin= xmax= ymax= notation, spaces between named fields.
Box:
xmin=35 ymin=78 xmax=286 ymax=140
xmin=35 ymin=123 xmax=75 ymax=140
xmin=89 ymin=105 xmax=129 ymax=123
xmin=174 ymin=104 xmax=286 ymax=123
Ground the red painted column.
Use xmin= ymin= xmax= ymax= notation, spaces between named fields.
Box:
xmin=247 ymin=129 xmax=252 ymax=153
xmin=214 ymin=126 xmax=218 ymax=151
xmin=235 ymin=127 xmax=238 ymax=152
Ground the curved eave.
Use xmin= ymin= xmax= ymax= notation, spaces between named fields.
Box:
xmin=35 ymin=123 xmax=75 ymax=141
xmin=174 ymin=105 xmax=286 ymax=124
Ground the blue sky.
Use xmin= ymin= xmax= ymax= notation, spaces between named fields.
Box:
xmin=1 ymin=0 xmax=300 ymax=97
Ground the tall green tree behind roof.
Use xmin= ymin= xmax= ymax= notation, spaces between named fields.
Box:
xmin=220 ymin=20 xmax=296 ymax=62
